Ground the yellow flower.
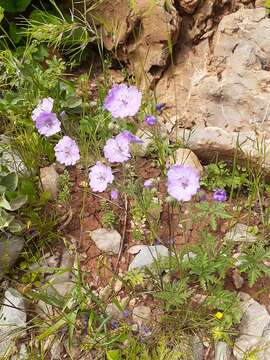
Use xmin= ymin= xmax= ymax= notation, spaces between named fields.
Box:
xmin=215 ymin=311 xmax=223 ymax=320
xmin=212 ymin=326 xmax=223 ymax=341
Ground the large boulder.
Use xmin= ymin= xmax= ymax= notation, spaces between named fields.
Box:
xmin=92 ymin=0 xmax=180 ymax=87
xmin=157 ymin=8 xmax=270 ymax=167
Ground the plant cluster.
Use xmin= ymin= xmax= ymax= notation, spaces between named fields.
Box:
xmin=2 ymin=6 xmax=270 ymax=359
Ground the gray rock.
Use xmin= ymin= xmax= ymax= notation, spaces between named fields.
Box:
xmin=0 ymin=288 xmax=27 ymax=357
xmin=232 ymin=269 xmax=244 ymax=289
xmin=132 ymin=130 xmax=153 ymax=157
xmin=46 ymin=248 xmax=74 ymax=297
xmin=157 ymin=8 xmax=270 ymax=169
xmin=192 ymin=335 xmax=204 ymax=360
xmin=91 ymin=228 xmax=121 ymax=255
xmin=178 ymin=0 xmax=200 ymax=14
xmin=106 ymin=303 xmax=122 ymax=319
xmin=132 ymin=305 xmax=151 ymax=326
xmin=40 ymin=164 xmax=59 ymax=200
xmin=215 ymin=342 xmax=232 ymax=360
xmin=224 ymin=224 xmax=257 ymax=243
xmin=94 ymin=0 xmax=180 ymax=87
xmin=0 ymin=233 xmax=25 ymax=276
xmin=128 ymin=245 xmax=169 ymax=271
xmin=50 ymin=338 xmax=62 ymax=360
xmin=174 ymin=148 xmax=203 ymax=174
xmin=233 ymin=298 xmax=270 ymax=359
xmin=37 ymin=248 xmax=74 ymax=317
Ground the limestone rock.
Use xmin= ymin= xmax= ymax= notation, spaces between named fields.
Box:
xmin=232 ymin=269 xmax=244 ymax=289
xmin=128 ymin=245 xmax=169 ymax=270
xmin=171 ymin=127 xmax=270 ymax=172
xmin=174 ymin=148 xmax=203 ymax=174
xmin=132 ymin=305 xmax=151 ymax=326
xmin=91 ymin=228 xmax=121 ymax=255
xmin=177 ymin=0 xmax=200 ymax=14
xmin=0 ymin=288 xmax=26 ymax=357
xmin=224 ymin=224 xmax=257 ymax=243
xmin=106 ymin=303 xmax=122 ymax=319
xmin=255 ymin=0 xmax=266 ymax=7
xmin=93 ymin=0 xmax=180 ymax=87
xmin=40 ymin=164 xmax=59 ymax=200
xmin=215 ymin=342 xmax=232 ymax=360
xmin=192 ymin=335 xmax=204 ymax=360
xmin=157 ymin=8 xmax=270 ymax=167
xmin=46 ymin=248 xmax=74 ymax=297
xmin=233 ymin=298 xmax=270 ymax=359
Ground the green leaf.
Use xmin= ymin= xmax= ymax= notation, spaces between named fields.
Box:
xmin=0 ymin=172 xmax=18 ymax=192
xmin=38 ymin=311 xmax=76 ymax=340
xmin=0 ymin=194 xmax=12 ymax=210
xmin=8 ymin=219 xmax=23 ymax=233
xmin=106 ymin=350 xmax=121 ymax=360
xmin=0 ymin=208 xmax=14 ymax=230
xmin=9 ymin=22 xmax=23 ymax=44
xmin=0 ymin=6 xmax=4 ymax=22
xmin=64 ymin=96 xmax=82 ymax=109
xmin=0 ymin=0 xmax=32 ymax=12
xmin=9 ymin=195 xmax=28 ymax=211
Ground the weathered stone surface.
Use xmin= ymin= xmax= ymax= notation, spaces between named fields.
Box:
xmin=192 ymin=335 xmax=204 ymax=360
xmin=174 ymin=148 xmax=203 ymax=174
xmin=0 ymin=233 xmax=24 ymax=276
xmin=132 ymin=305 xmax=151 ymax=326
xmin=91 ymin=228 xmax=121 ymax=255
xmin=215 ymin=342 xmax=232 ymax=360
xmin=171 ymin=127 xmax=270 ymax=169
xmin=0 ymin=288 xmax=26 ymax=357
xmin=224 ymin=224 xmax=257 ymax=244
xmin=40 ymin=164 xmax=59 ymax=200
xmin=128 ymin=245 xmax=168 ymax=270
xmin=93 ymin=0 xmax=180 ymax=87
xmin=233 ymin=297 xmax=270 ymax=359
xmin=177 ymin=0 xmax=200 ymax=14
xmin=157 ymin=8 xmax=270 ymax=166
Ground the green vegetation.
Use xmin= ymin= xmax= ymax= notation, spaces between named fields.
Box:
xmin=0 ymin=1 xmax=270 ymax=360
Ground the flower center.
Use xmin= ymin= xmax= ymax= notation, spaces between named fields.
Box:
xmin=98 ymin=172 xmax=106 ymax=182
xmin=180 ymin=177 xmax=189 ymax=189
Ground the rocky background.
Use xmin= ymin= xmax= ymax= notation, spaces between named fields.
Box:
xmin=94 ymin=0 xmax=270 ymax=169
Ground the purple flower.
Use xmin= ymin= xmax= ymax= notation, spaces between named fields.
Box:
xmin=104 ymin=131 xmax=143 ymax=163
xmin=140 ymin=325 xmax=152 ymax=336
xmin=104 ymin=134 xmax=131 ymax=163
xmin=144 ymin=115 xmax=157 ymax=126
xmin=110 ymin=189 xmax=119 ymax=200
xmin=213 ymin=189 xmax=227 ymax=202
xmin=144 ymin=179 xmax=153 ymax=188
xmin=167 ymin=165 xmax=200 ymax=202
xmin=35 ymin=112 xmax=61 ymax=137
xmin=156 ymin=103 xmax=165 ymax=112
xmin=122 ymin=310 xmax=129 ymax=318
xmin=121 ymin=130 xmax=143 ymax=144
xmin=111 ymin=320 xmax=119 ymax=329
xmin=89 ymin=161 xmax=114 ymax=192
xmin=32 ymin=97 xmax=54 ymax=121
xmin=103 ymin=84 xmax=142 ymax=118
xmin=54 ymin=136 xmax=80 ymax=166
